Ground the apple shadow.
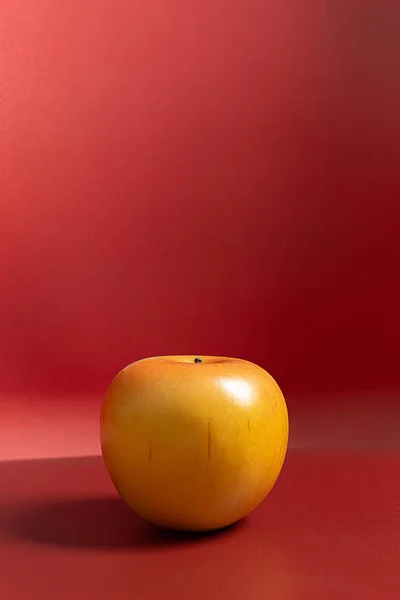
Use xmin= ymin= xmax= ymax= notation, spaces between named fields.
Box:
xmin=7 ymin=497 xmax=244 ymax=551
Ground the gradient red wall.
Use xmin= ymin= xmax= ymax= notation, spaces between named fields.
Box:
xmin=1 ymin=0 xmax=399 ymax=404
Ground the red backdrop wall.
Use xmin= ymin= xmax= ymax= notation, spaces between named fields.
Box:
xmin=1 ymin=0 xmax=399 ymax=407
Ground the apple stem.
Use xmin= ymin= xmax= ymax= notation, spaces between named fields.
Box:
xmin=194 ymin=357 xmax=202 ymax=363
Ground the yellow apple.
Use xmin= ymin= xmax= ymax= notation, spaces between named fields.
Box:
xmin=100 ymin=355 xmax=289 ymax=531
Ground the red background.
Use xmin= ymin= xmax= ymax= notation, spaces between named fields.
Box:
xmin=1 ymin=2 xmax=399 ymax=598
xmin=1 ymin=0 xmax=399 ymax=460
xmin=2 ymin=0 xmax=399 ymax=400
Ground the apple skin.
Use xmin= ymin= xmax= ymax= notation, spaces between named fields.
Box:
xmin=100 ymin=355 xmax=289 ymax=532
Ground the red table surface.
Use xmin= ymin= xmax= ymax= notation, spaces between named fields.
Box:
xmin=1 ymin=407 xmax=399 ymax=600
